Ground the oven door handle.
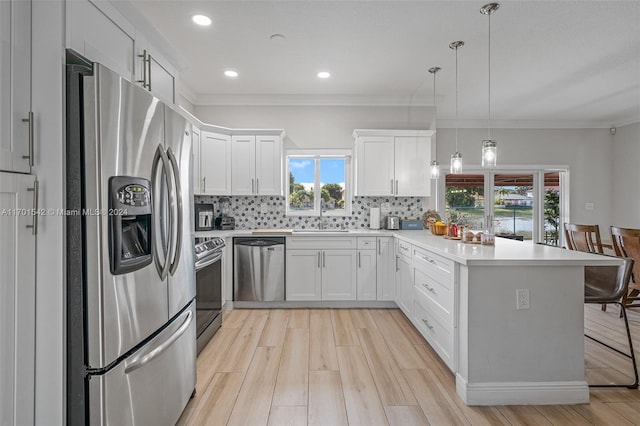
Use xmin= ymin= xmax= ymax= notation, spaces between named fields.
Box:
xmin=195 ymin=251 xmax=223 ymax=271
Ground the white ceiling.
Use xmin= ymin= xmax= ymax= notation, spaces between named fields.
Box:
xmin=132 ymin=1 xmax=640 ymax=127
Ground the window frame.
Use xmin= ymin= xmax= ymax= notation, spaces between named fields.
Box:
xmin=436 ymin=164 xmax=569 ymax=246
xmin=285 ymin=149 xmax=352 ymax=217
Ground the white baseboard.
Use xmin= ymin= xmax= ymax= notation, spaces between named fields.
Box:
xmin=227 ymin=300 xmax=398 ymax=309
xmin=456 ymin=374 xmax=589 ymax=405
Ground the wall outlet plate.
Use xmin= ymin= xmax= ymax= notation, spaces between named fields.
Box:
xmin=260 ymin=203 xmax=268 ymax=214
xmin=516 ymin=289 xmax=530 ymax=310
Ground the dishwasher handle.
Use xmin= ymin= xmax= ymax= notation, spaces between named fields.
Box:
xmin=234 ymin=237 xmax=285 ymax=248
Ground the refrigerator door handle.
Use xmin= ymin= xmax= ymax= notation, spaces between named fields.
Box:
xmin=152 ymin=144 xmax=173 ymax=280
xmin=167 ymin=147 xmax=183 ymax=274
xmin=124 ymin=309 xmax=193 ymax=375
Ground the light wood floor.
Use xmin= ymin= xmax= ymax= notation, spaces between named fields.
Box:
xmin=179 ymin=305 xmax=640 ymax=425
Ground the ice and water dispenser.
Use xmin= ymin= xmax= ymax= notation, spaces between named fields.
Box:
xmin=109 ymin=176 xmax=153 ymax=275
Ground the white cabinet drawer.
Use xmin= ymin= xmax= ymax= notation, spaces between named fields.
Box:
xmin=412 ymin=246 xmax=453 ymax=287
xmin=414 ymin=268 xmax=452 ymax=323
xmin=414 ymin=297 xmax=453 ymax=370
xmin=357 ymin=237 xmax=376 ymax=250
xmin=397 ymin=240 xmax=411 ymax=257
xmin=287 ymin=237 xmax=356 ymax=250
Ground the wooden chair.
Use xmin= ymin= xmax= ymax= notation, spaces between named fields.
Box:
xmin=565 ymin=223 xmax=607 ymax=310
xmin=610 ymin=227 xmax=640 ymax=313
xmin=584 ymin=256 xmax=638 ymax=388
xmin=564 ymin=223 xmax=605 ymax=254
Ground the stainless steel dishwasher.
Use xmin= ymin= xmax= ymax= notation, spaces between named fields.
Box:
xmin=233 ymin=237 xmax=285 ymax=301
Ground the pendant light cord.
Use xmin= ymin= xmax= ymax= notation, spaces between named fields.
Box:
xmin=433 ymin=70 xmax=437 ymax=105
xmin=455 ymin=45 xmax=459 ymax=152
xmin=488 ymin=11 xmax=492 ymax=140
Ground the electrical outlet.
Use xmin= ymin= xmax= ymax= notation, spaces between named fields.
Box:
xmin=585 ymin=202 xmax=594 ymax=211
xmin=516 ymin=289 xmax=530 ymax=310
xmin=260 ymin=203 xmax=268 ymax=214
xmin=381 ymin=202 xmax=391 ymax=212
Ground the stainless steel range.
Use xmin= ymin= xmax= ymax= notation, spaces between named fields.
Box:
xmin=195 ymin=237 xmax=225 ymax=353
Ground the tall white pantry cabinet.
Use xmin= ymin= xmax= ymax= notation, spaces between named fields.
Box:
xmin=0 ymin=1 xmax=37 ymax=424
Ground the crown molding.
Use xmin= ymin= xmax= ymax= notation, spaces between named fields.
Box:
xmin=108 ymin=0 xmax=189 ymax=71
xmin=436 ymin=118 xmax=633 ymax=130
xmin=193 ymin=93 xmax=436 ymax=107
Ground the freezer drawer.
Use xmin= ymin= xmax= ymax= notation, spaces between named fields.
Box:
xmin=234 ymin=237 xmax=285 ymax=301
xmin=89 ymin=301 xmax=196 ymax=425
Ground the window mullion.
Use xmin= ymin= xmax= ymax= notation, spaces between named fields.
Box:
xmin=315 ymin=157 xmax=321 ymax=215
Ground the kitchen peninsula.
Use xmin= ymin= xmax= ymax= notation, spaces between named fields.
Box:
xmin=197 ymin=228 xmax=622 ymax=406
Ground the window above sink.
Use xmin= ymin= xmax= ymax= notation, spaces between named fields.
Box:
xmin=285 ymin=149 xmax=352 ymax=217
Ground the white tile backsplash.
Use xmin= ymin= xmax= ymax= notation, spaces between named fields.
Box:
xmin=194 ymin=195 xmax=425 ymax=230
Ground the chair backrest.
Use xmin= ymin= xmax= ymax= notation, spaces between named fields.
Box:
xmin=565 ymin=223 xmax=604 ymax=254
xmin=585 ymin=257 xmax=635 ymax=303
xmin=611 ymin=226 xmax=640 ymax=283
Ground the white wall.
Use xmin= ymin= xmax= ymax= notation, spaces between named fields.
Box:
xmin=194 ymin=105 xmax=436 ymax=150
xmin=436 ymin=128 xmax=614 ymax=234
xmin=612 ymin=122 xmax=640 ymax=228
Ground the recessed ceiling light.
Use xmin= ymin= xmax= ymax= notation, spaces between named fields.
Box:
xmin=224 ymin=70 xmax=238 ymax=78
xmin=192 ymin=14 xmax=212 ymax=26
xmin=317 ymin=71 xmax=331 ymax=79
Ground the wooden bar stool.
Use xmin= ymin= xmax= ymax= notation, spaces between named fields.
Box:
xmin=565 ymin=223 xmax=607 ymax=310
xmin=610 ymin=227 xmax=640 ymax=314
xmin=564 ymin=223 xmax=605 ymax=254
xmin=584 ymin=256 xmax=638 ymax=388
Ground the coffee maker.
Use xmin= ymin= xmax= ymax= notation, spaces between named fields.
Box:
xmin=215 ymin=197 xmax=235 ymax=230
xmin=194 ymin=203 xmax=215 ymax=231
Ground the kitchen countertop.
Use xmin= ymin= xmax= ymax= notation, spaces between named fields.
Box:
xmin=194 ymin=228 xmax=396 ymax=238
xmin=195 ymin=228 xmax=620 ymax=267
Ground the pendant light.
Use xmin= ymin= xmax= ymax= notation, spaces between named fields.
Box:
xmin=429 ymin=66 xmax=441 ymax=180
xmin=481 ymin=3 xmax=500 ymax=168
xmin=449 ymin=41 xmax=464 ymax=174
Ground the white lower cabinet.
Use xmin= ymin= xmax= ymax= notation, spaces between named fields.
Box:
xmin=395 ymin=239 xmax=456 ymax=371
xmin=322 ymin=250 xmax=357 ymax=300
xmin=376 ymin=237 xmax=395 ymax=300
xmin=286 ymin=249 xmax=356 ymax=301
xmin=356 ymin=249 xmax=377 ymax=300
xmin=0 ymin=172 xmax=36 ymax=424
xmin=395 ymin=250 xmax=413 ymax=318
xmin=413 ymin=294 xmax=453 ymax=368
xmin=286 ymin=237 xmax=357 ymax=301
xmin=286 ymin=249 xmax=322 ymax=300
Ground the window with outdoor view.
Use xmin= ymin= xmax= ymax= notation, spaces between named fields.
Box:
xmin=286 ymin=153 xmax=351 ymax=216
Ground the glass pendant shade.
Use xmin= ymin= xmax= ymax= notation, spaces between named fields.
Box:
xmin=450 ymin=152 xmax=463 ymax=174
xmin=481 ymin=139 xmax=497 ymax=167
xmin=430 ymin=160 xmax=440 ymax=179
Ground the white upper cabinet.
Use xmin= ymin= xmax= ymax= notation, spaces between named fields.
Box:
xmin=255 ymin=135 xmax=282 ymax=195
xmin=199 ymin=131 xmax=231 ymax=195
xmin=66 ymin=0 xmax=135 ymax=82
xmin=231 ymin=133 xmax=283 ymax=196
xmin=354 ymin=136 xmax=395 ymax=196
xmin=0 ymin=0 xmax=32 ymax=173
xmin=66 ymin=0 xmax=177 ymax=105
xmin=354 ymin=129 xmax=434 ymax=197
xmin=192 ymin=127 xmax=200 ymax=193
xmin=134 ymin=33 xmax=176 ymax=105
xmin=231 ymin=135 xmax=256 ymax=195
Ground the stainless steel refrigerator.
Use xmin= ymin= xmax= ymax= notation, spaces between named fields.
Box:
xmin=66 ymin=56 xmax=195 ymax=425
